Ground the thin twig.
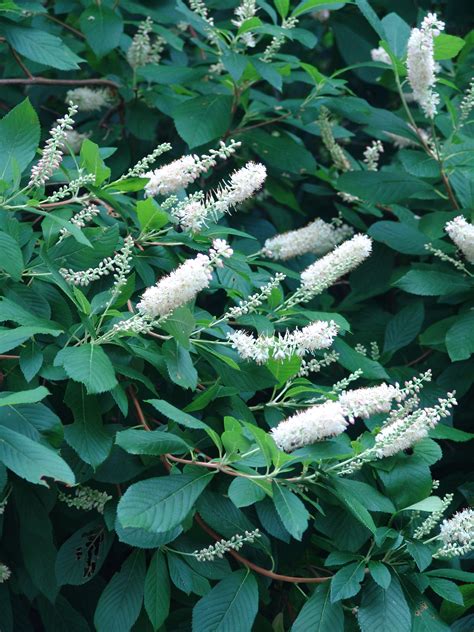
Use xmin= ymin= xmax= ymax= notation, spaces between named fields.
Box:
xmin=407 ymin=349 xmax=433 ymax=367
xmin=0 ymin=354 xmax=20 ymax=360
xmin=128 ymin=387 xmax=151 ymax=430
xmin=46 ymin=14 xmax=86 ymax=39
xmin=9 ymin=46 xmax=33 ymax=79
xmin=0 ymin=76 xmax=119 ymax=88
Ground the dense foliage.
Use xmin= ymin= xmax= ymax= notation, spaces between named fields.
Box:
xmin=0 ymin=0 xmax=473 ymax=630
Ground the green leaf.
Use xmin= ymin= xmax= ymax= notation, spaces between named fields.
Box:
xmin=293 ymin=0 xmax=347 ymax=18
xmin=94 ymin=551 xmax=146 ymax=632
xmin=173 ymin=95 xmax=233 ymax=149
xmin=434 ymin=34 xmax=465 ymax=60
xmin=403 ymin=496 xmax=445 ymax=512
xmin=144 ymin=551 xmax=170 ymax=631
xmin=55 ymin=521 xmax=113 ymax=585
xmin=79 ymin=6 xmax=123 ymax=57
xmin=274 ymin=0 xmax=289 ymax=18
xmin=80 ymin=140 xmax=111 ymax=186
xmin=377 ymin=457 xmax=432 ymax=509
xmin=116 ymin=428 xmax=189 ymax=456
xmin=146 ymin=398 xmax=208 ymax=430
xmin=358 ymin=576 xmax=411 ymax=632
xmin=368 ymin=221 xmax=428 ymax=255
xmin=445 ymin=311 xmax=474 ymax=361
xmin=163 ymin=339 xmax=198 ymax=390
xmin=381 ymin=12 xmax=410 ymax=57
xmin=406 ymin=542 xmax=432 ymax=572
xmin=192 ymin=570 xmax=258 ymax=632
xmin=333 ymin=479 xmax=395 ymax=513
xmin=161 ymin=307 xmax=195 ymax=349
xmin=64 ymin=385 xmax=113 ymax=468
xmin=136 ymin=198 xmax=169 ymax=232
xmin=0 ymin=401 xmax=63 ymax=448
xmin=338 ymin=171 xmax=431 ymax=204
xmin=291 ymin=582 xmax=344 ymax=632
xmin=0 ymin=425 xmax=74 ymax=486
xmin=429 ymin=578 xmax=464 ymax=606
xmin=384 ymin=302 xmax=424 ymax=353
xmin=354 ymin=0 xmax=386 ymax=40
xmin=368 ymin=562 xmax=391 ymax=589
xmin=228 ymin=477 xmax=268 ymax=508
xmin=0 ymin=232 xmax=23 ymax=280
xmin=272 ymin=483 xmax=309 ymax=541
xmin=395 ymin=270 xmax=472 ymax=296
xmin=55 ymin=344 xmax=118 ymax=395
xmin=243 ymin=129 xmax=316 ymax=174
xmin=0 ymin=98 xmax=40 ymax=182
xmin=19 ymin=342 xmax=43 ymax=382
xmin=4 ymin=26 xmax=83 ymax=70
xmin=0 ymin=325 xmax=61 ymax=354
xmin=330 ymin=562 xmax=365 ymax=602
xmin=333 ymin=339 xmax=389 ymax=380
xmin=117 ymin=471 xmax=214 ymax=532
xmin=0 ymin=386 xmax=49 ymax=407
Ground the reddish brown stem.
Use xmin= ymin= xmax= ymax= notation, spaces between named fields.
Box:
xmin=0 ymin=354 xmax=20 ymax=360
xmin=10 ymin=46 xmax=33 ymax=79
xmin=407 ymin=349 xmax=433 ymax=367
xmin=128 ymin=387 xmax=151 ymax=431
xmin=0 ymin=76 xmax=119 ymax=88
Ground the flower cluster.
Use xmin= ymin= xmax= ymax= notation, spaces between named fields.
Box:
xmin=261 ymin=16 xmax=298 ymax=62
xmin=127 ymin=17 xmax=166 ymax=68
xmin=363 ymin=140 xmax=384 ymax=171
xmin=225 ymin=273 xmax=286 ymax=319
xmin=373 ymin=392 xmax=456 ymax=458
xmin=0 ymin=563 xmax=11 ymax=583
xmin=406 ymin=13 xmax=445 ymax=118
xmin=459 ymin=79 xmax=474 ymax=123
xmin=413 ymin=493 xmax=453 ymax=539
xmin=59 ymin=235 xmax=134 ymax=286
xmin=232 ymin=0 xmax=258 ymax=48
xmin=318 ymin=106 xmax=352 ymax=172
xmin=436 ymin=508 xmax=474 ymax=558
xmin=228 ymin=320 xmax=339 ymax=364
xmin=136 ymin=239 xmax=233 ymax=319
xmin=194 ymin=529 xmax=261 ymax=562
xmin=173 ymin=161 xmax=267 ymax=232
xmin=295 ymin=234 xmax=372 ymax=302
xmin=262 ymin=218 xmax=353 ymax=260
xmin=29 ymin=103 xmax=78 ymax=187
xmin=66 ymin=87 xmax=114 ymax=112
xmin=272 ymin=382 xmax=401 ymax=451
xmin=144 ymin=140 xmax=240 ymax=197
xmin=58 ymin=203 xmax=100 ymax=242
xmin=58 ymin=486 xmax=112 ymax=514
xmin=298 ymin=350 xmax=339 ymax=377
xmin=188 ymin=0 xmax=218 ymax=43
xmin=445 ymin=215 xmax=474 ymax=263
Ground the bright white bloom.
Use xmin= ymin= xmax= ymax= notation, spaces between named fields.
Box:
xmin=66 ymin=87 xmax=113 ymax=112
xmin=127 ymin=17 xmax=165 ymax=68
xmin=272 ymin=401 xmax=348 ymax=452
xmin=445 ymin=215 xmax=474 ymax=263
xmin=384 ymin=127 xmax=430 ymax=149
xmin=406 ymin=13 xmax=445 ymax=118
xmin=232 ymin=0 xmax=258 ymax=47
xmin=371 ymin=46 xmax=391 ymax=65
xmin=363 ymin=140 xmax=384 ymax=171
xmin=144 ymin=140 xmax=240 ymax=197
xmin=374 ymin=393 xmax=456 ymax=458
xmin=137 ymin=240 xmax=232 ymax=318
xmin=298 ymin=235 xmax=372 ymax=299
xmin=339 ymin=384 xmax=401 ymax=422
xmin=263 ymin=219 xmax=353 ymax=261
xmin=228 ymin=320 xmax=339 ymax=364
xmin=29 ymin=103 xmax=77 ymax=187
xmin=436 ymin=509 xmax=474 ymax=558
xmin=174 ymin=161 xmax=267 ymax=232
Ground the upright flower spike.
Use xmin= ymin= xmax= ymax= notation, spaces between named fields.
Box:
xmin=271 ymin=401 xmax=348 ymax=452
xmin=339 ymin=384 xmax=401 ymax=421
xmin=173 ymin=161 xmax=267 ymax=232
xmin=445 ymin=216 xmax=474 ymax=263
xmin=29 ymin=103 xmax=78 ymax=188
xmin=406 ymin=13 xmax=445 ymax=118
xmin=298 ymin=234 xmax=372 ymax=300
xmin=66 ymin=87 xmax=113 ymax=112
xmin=363 ymin=140 xmax=384 ymax=171
xmin=232 ymin=0 xmax=258 ymax=48
xmin=137 ymin=239 xmax=233 ymax=318
xmin=127 ymin=16 xmax=166 ymax=68
xmin=263 ymin=218 xmax=353 ymax=261
xmin=144 ymin=140 xmax=241 ymax=197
